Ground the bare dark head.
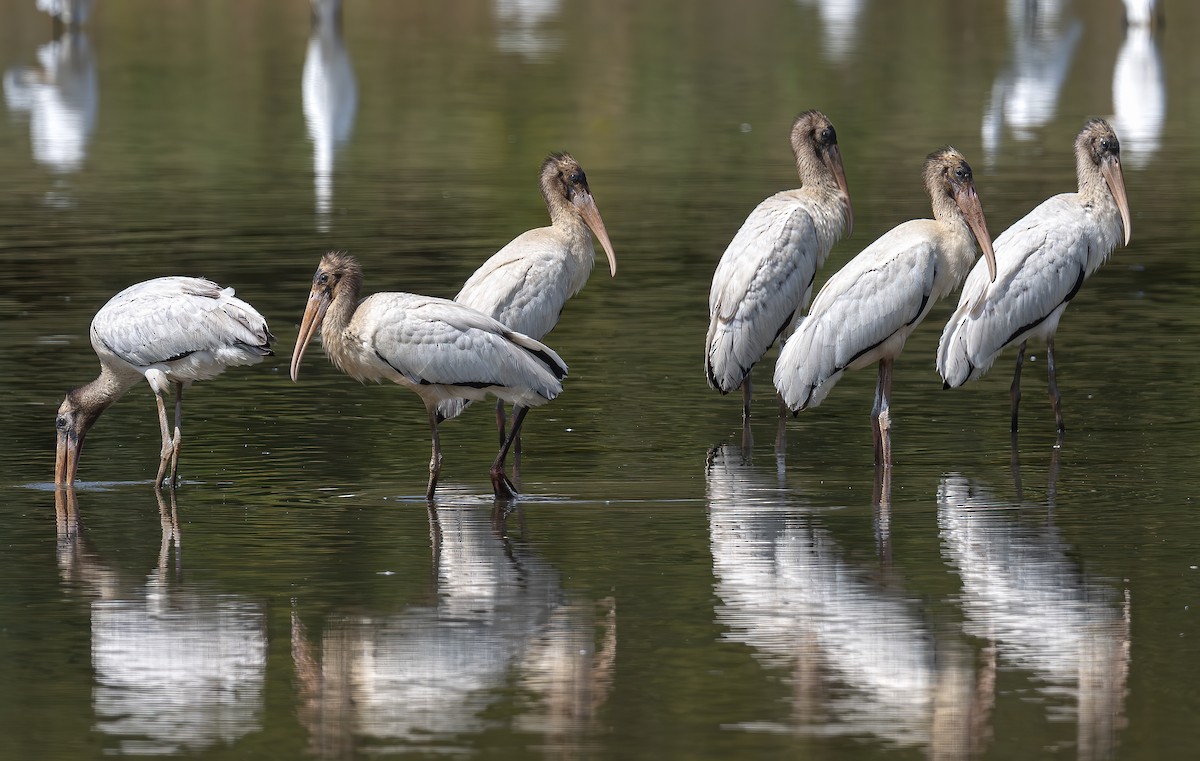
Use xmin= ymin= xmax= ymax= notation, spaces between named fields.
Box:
xmin=540 ymin=152 xmax=589 ymax=203
xmin=292 ymin=251 xmax=363 ymax=382
xmin=55 ymin=387 xmax=107 ymax=486
xmin=539 ymin=152 xmax=617 ymax=276
xmin=1076 ymin=118 xmax=1131 ymax=245
xmin=924 ymin=147 xmax=996 ymax=282
xmin=789 ymin=110 xmax=853 ymax=234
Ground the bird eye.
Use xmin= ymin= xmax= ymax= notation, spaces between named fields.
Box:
xmin=569 ymin=170 xmax=585 ymax=186
xmin=819 ymin=128 xmax=833 ymax=143
xmin=317 ymin=273 xmax=330 ymax=285
xmin=955 ymin=166 xmax=969 ymax=180
xmin=55 ymin=415 xmax=68 ymax=430
xmin=1100 ymin=138 xmax=1110 ymax=150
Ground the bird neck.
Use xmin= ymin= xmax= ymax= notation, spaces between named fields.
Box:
xmin=794 ymin=153 xmax=842 ymax=203
xmin=75 ymin=365 xmax=139 ymax=419
xmin=545 ymin=192 xmax=582 ymax=230
xmin=929 ymin=189 xmax=972 ymax=241
xmin=1077 ymin=156 xmax=1115 ymax=208
xmin=319 ymin=275 xmax=365 ymax=370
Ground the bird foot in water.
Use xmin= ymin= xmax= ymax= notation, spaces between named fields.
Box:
xmin=491 ymin=469 xmax=519 ymax=500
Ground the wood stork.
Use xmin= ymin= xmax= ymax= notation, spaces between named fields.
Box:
xmin=705 ymin=110 xmax=853 ymax=423
xmin=774 ymin=148 xmax=996 ymax=466
xmin=937 ymin=118 xmax=1131 ymax=433
xmin=54 ymin=277 xmax=275 ymax=488
xmin=442 ymin=152 xmax=615 ymax=459
xmin=289 ymin=252 xmax=568 ymax=500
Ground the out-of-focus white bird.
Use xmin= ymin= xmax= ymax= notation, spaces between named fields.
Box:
xmin=774 ymin=148 xmax=995 ymax=465
xmin=706 ymin=110 xmax=853 ymax=423
xmin=443 ymin=153 xmax=615 ymax=460
xmin=3 ymin=28 xmax=97 ymax=176
xmin=55 ymin=277 xmax=275 ymax=487
xmin=1111 ymin=21 xmax=1164 ymax=170
xmin=289 ymin=252 xmax=568 ymax=499
xmin=937 ymin=119 xmax=1131 ymax=433
xmin=302 ymin=0 xmax=357 ymax=231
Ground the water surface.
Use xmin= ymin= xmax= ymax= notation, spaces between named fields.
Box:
xmin=1 ymin=1 xmax=1199 ymax=758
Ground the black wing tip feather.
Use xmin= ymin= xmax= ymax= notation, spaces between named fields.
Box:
xmin=530 ymin=347 xmax=567 ymax=380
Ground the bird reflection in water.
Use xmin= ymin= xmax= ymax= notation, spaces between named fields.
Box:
xmin=1111 ymin=6 xmax=1164 ymax=170
xmin=707 ymin=444 xmax=994 ymax=757
xmin=303 ymin=0 xmax=358 ymax=233
xmin=53 ymin=488 xmax=267 ymax=756
xmin=937 ymin=449 xmax=1130 ymax=761
xmin=794 ymin=0 xmax=864 ymax=63
xmin=981 ymin=0 xmax=1082 ymax=165
xmin=3 ymin=0 xmax=97 ymax=204
xmin=290 ymin=502 xmax=615 ymax=758
xmin=493 ymin=0 xmax=562 ymax=60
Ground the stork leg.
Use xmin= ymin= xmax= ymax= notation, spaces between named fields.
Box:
xmin=871 ymin=358 xmax=894 ymax=468
xmin=1046 ymin=337 xmax=1065 ymax=433
xmin=512 ymin=406 xmax=524 ymax=478
xmin=741 ymin=376 xmax=753 ymax=422
xmin=425 ymin=407 xmax=443 ymax=500
xmin=495 ymin=400 xmax=507 ymax=447
xmin=169 ymin=382 xmax=184 ymax=486
xmin=491 ymin=406 xmax=529 ymax=499
xmin=494 ymin=400 xmax=523 ymax=477
xmin=1010 ymin=341 xmax=1027 ymax=433
xmin=154 ymin=390 xmax=174 ymax=488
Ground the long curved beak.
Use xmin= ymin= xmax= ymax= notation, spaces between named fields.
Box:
xmin=55 ymin=428 xmax=81 ymax=486
xmin=574 ymin=190 xmax=617 ymax=277
xmin=825 ymin=143 xmax=853 ymax=238
xmin=290 ymin=286 xmax=331 ymax=382
xmin=1101 ymin=157 xmax=1132 ymax=246
xmin=955 ymin=183 xmax=997 ymax=283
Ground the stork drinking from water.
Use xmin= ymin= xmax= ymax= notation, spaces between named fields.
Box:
xmin=54 ymin=276 xmax=274 ymax=487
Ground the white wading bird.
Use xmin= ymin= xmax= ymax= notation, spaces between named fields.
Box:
xmin=443 ymin=152 xmax=615 ymax=459
xmin=774 ymin=148 xmax=996 ymax=465
xmin=937 ymin=118 xmax=1131 ymax=433
xmin=706 ymin=110 xmax=853 ymax=422
xmin=55 ymin=277 xmax=275 ymax=487
xmin=289 ymin=252 xmax=568 ymax=500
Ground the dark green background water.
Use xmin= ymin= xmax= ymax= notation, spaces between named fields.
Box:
xmin=1 ymin=0 xmax=1198 ymax=758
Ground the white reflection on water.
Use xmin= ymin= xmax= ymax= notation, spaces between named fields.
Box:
xmin=981 ymin=0 xmax=1081 ymax=164
xmin=2 ymin=26 xmax=97 ymax=177
xmin=36 ymin=0 xmax=94 ymax=26
xmin=303 ymin=0 xmax=358 ymax=233
xmin=708 ymin=445 xmax=992 ymax=757
xmin=1110 ymin=24 xmax=1164 ymax=170
xmin=937 ymin=467 xmax=1130 ymax=761
xmin=291 ymin=504 xmax=614 ymax=758
xmin=795 ymin=0 xmax=864 ymax=63
xmin=54 ymin=490 xmax=267 ymax=756
xmin=493 ymin=0 xmax=562 ymax=61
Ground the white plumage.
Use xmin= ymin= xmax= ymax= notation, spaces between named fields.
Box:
xmin=937 ymin=119 xmax=1131 ymax=432
xmin=290 ymin=252 xmax=568 ymax=499
xmin=440 ymin=152 xmax=614 ymax=437
xmin=302 ymin=0 xmax=357 ymax=230
xmin=774 ymin=148 xmax=995 ymax=465
xmin=705 ymin=110 xmax=853 ymax=422
xmin=55 ymin=276 xmax=275 ymax=487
